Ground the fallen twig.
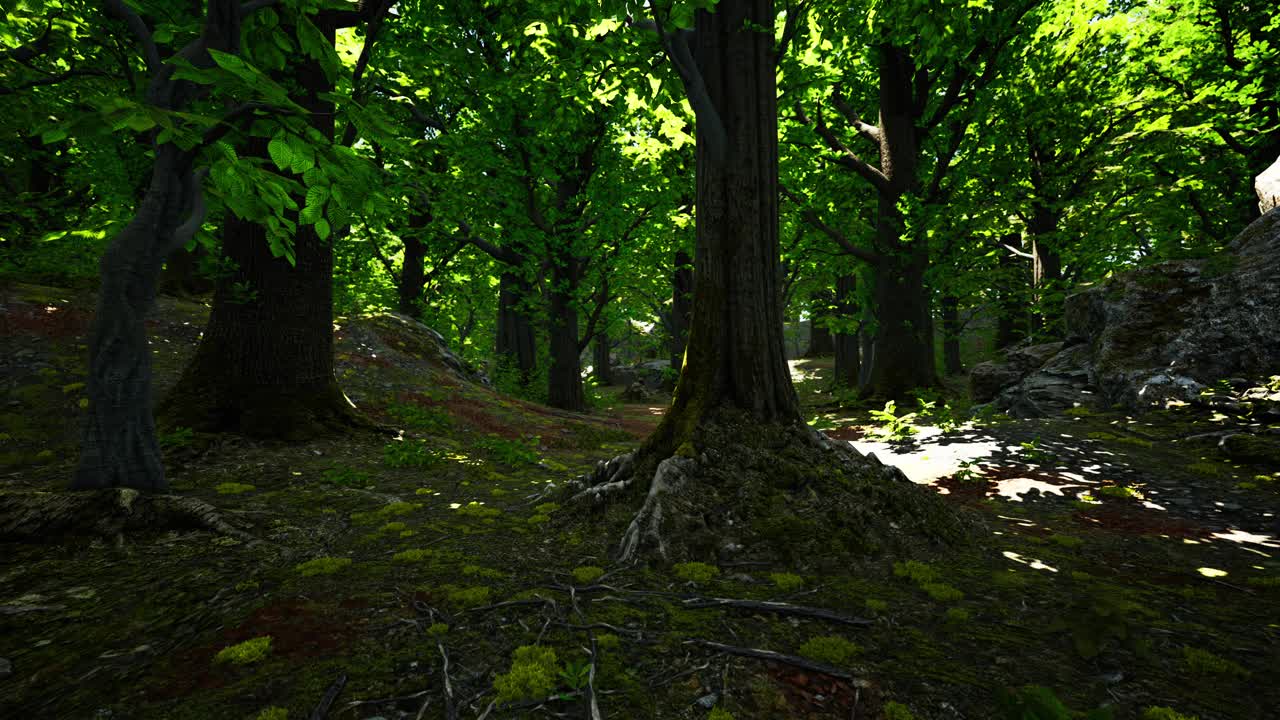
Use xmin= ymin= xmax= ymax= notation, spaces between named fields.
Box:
xmin=687 ymin=639 xmax=859 ymax=682
xmin=585 ymin=635 xmax=604 ymax=720
xmin=438 ymin=640 xmax=457 ymax=720
xmin=307 ymin=672 xmax=347 ymax=720
xmin=680 ymin=597 xmax=874 ymax=626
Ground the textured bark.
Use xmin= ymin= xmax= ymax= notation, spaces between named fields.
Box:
xmin=941 ymin=294 xmax=963 ymax=375
xmin=646 ymin=0 xmax=800 ymax=456
xmin=593 ymin=332 xmax=612 ymax=385
xmin=1029 ymin=203 xmax=1063 ymax=336
xmin=805 ymin=291 xmax=834 ymax=357
xmin=668 ymin=249 xmax=694 ymax=375
xmin=546 ymin=253 xmax=585 ymax=411
xmin=496 ymin=270 xmax=538 ymax=383
xmin=860 ymin=44 xmax=937 ymax=399
xmin=159 ymin=22 xmax=358 ymax=440
xmin=397 ymin=214 xmax=429 ymax=316
xmin=832 ymin=274 xmax=860 ymax=387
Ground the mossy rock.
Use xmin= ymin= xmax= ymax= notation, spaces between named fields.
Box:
xmin=1220 ymin=433 xmax=1280 ymax=465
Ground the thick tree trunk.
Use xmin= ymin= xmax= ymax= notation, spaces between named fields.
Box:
xmin=669 ymin=248 xmax=694 ymax=374
xmin=941 ymin=294 xmax=963 ymax=375
xmin=74 ymin=148 xmax=202 ymax=491
xmin=832 ymin=274 xmax=860 ymax=387
xmin=546 ymin=255 xmax=585 ymax=411
xmin=994 ymin=233 xmax=1027 ymax=349
xmin=862 ymin=44 xmax=937 ymax=400
xmin=397 ymin=214 xmax=430 ymax=316
xmin=805 ymin=291 xmax=834 ymax=357
xmin=159 ymin=25 xmax=357 ymax=440
xmin=593 ymin=332 xmax=612 ymax=385
xmin=646 ymin=0 xmax=799 ymax=456
xmin=496 ymin=270 xmax=538 ymax=383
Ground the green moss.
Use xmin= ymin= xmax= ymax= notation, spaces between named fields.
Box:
xmin=378 ymin=501 xmax=420 ymax=517
xmin=393 ymin=548 xmax=434 ymax=562
xmin=1141 ymin=708 xmax=1199 ymax=720
xmin=596 ymin=633 xmax=620 ymax=650
xmin=294 ymin=557 xmax=352 ymax=576
xmin=1098 ymin=485 xmax=1141 ymax=500
xmin=463 ymin=565 xmax=506 ymax=579
xmin=1182 ymin=646 xmax=1249 ymax=678
xmin=535 ymin=502 xmax=561 ymax=514
xmin=893 ymin=560 xmax=940 ymax=584
xmin=1245 ymin=576 xmax=1280 ymax=588
xmin=708 ymin=708 xmax=734 ymax=720
xmin=214 ymin=636 xmax=272 ymax=665
xmin=798 ymin=635 xmax=860 ymax=665
xmin=456 ymin=501 xmax=501 ymax=519
xmin=673 ymin=562 xmax=720 ymax=583
xmin=426 ymin=622 xmax=449 ymax=637
xmin=1048 ymin=534 xmax=1083 ymax=548
xmin=444 ymin=585 xmax=491 ymax=608
xmin=865 ymin=598 xmax=888 ymax=613
xmin=573 ymin=566 xmax=605 ymax=584
xmin=493 ymin=645 xmax=559 ymax=703
xmin=380 ymin=521 xmax=407 ymax=533
xmin=1064 ymin=406 xmax=1093 ymax=417
xmin=1187 ymin=461 xmax=1226 ymax=477
xmin=769 ymin=572 xmax=804 ymax=592
xmin=921 ymin=583 xmax=964 ymax=602
xmin=944 ymin=607 xmax=971 ymax=623
xmin=254 ymin=708 xmax=288 ymax=720
xmin=526 ymin=514 xmax=550 ymax=525
xmin=214 ymin=482 xmax=255 ymax=495
xmin=882 ymin=701 xmax=916 ymax=720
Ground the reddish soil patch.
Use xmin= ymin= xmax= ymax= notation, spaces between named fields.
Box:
xmin=824 ymin=425 xmax=866 ymax=442
xmin=442 ymin=397 xmax=523 ymax=439
xmin=766 ymin=665 xmax=873 ymax=718
xmin=0 ymin=303 xmax=91 ymax=338
xmin=1073 ymin=504 xmax=1213 ymax=540
xmin=934 ymin=475 xmax=998 ymax=503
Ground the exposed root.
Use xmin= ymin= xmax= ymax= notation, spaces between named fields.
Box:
xmin=566 ymin=409 xmax=973 ymax=567
xmin=0 ymin=488 xmax=260 ymax=544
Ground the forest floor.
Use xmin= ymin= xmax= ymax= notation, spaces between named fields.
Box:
xmin=1 ymin=282 xmax=1279 ymax=720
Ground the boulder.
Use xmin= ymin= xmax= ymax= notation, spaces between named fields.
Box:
xmin=613 ymin=359 xmax=672 ymax=390
xmin=1258 ymin=155 xmax=1280 ymax=215
xmin=979 ymin=210 xmax=1280 ymax=414
xmin=1220 ymin=433 xmax=1280 ymax=466
xmin=620 ymin=381 xmax=656 ymax=403
xmin=969 ymin=342 xmax=1064 ymax=404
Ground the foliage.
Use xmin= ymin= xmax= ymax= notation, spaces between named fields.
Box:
xmin=293 ymin=557 xmax=352 ymax=577
xmin=882 ymin=702 xmax=917 ymax=720
xmin=382 ymin=440 xmax=443 ymax=468
xmin=673 ymin=562 xmax=720 ymax=583
xmin=477 ymin=435 xmax=541 ymax=466
xmin=995 ymin=685 xmax=1112 ymax=720
xmin=320 ymin=466 xmax=370 ymax=487
xmin=769 ymin=572 xmax=804 ymax=592
xmin=214 ymin=636 xmax=272 ymax=665
xmin=572 ymin=566 xmax=605 ymax=584
xmin=1181 ymin=647 xmax=1250 ymax=678
xmin=868 ymin=401 xmax=918 ymax=442
xmin=493 ymin=645 xmax=559 ymax=703
xmin=798 ymin=635 xmax=861 ymax=665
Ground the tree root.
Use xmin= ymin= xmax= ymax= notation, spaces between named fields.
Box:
xmin=0 ymin=488 xmax=260 ymax=544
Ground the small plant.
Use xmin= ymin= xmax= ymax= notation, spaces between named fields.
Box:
xmin=294 ymin=557 xmax=352 ymax=576
xmin=393 ymin=548 xmax=434 ymax=562
xmin=378 ymin=501 xmax=419 ymax=517
xmin=321 ymin=466 xmax=369 ymax=487
xmin=444 ymin=585 xmax=491 ymax=608
xmin=426 ymin=622 xmax=449 ymax=636
xmin=893 ymin=560 xmax=940 ymax=584
xmin=456 ymin=501 xmax=501 ymax=519
xmin=477 ymin=434 xmax=541 ymax=466
xmin=387 ymin=402 xmax=453 ymax=433
xmin=921 ymin=582 xmax=964 ymax=602
xmin=1182 ymin=647 xmax=1249 ymax=678
xmin=708 ymin=708 xmax=734 ymax=720
xmin=1097 ymin=484 xmax=1142 ymax=500
xmin=214 ymin=636 xmax=272 ymax=665
xmin=995 ymin=685 xmax=1112 ymax=720
xmin=158 ymin=425 xmax=195 ymax=449
xmin=558 ymin=657 xmax=591 ymax=690
xmin=799 ymin=635 xmax=860 ymax=665
xmin=382 ymin=440 xmax=443 ymax=468
xmin=953 ymin=458 xmax=983 ymax=483
xmin=673 ymin=561 xmax=720 ymax=583
xmin=1141 ymin=707 xmax=1198 ymax=720
xmin=882 ymin=701 xmax=917 ymax=720
xmin=769 ymin=572 xmax=804 ymax=592
xmin=215 ymin=482 xmax=255 ymax=495
xmin=573 ymin=566 xmax=605 ymax=584
xmin=1019 ymin=438 xmax=1054 ymax=464
xmin=868 ymin=400 xmax=918 ymax=441
xmin=254 ymin=708 xmax=288 ymax=720
xmin=493 ymin=645 xmax=559 ymax=703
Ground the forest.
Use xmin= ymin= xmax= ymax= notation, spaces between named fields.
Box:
xmin=1 ymin=0 xmax=1279 ymax=718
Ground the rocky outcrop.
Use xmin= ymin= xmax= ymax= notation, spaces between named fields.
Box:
xmin=1258 ymin=155 xmax=1280 ymax=214
xmin=969 ymin=342 xmax=1063 ymax=403
xmin=975 ymin=209 xmax=1280 ymax=416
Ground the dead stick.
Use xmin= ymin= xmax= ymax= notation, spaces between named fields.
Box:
xmin=585 ymin=635 xmax=604 ymax=720
xmin=308 ymin=672 xmax=347 ymax=720
xmin=438 ymin=641 xmax=457 ymax=720
xmin=681 ymin=597 xmax=874 ymax=627
xmin=687 ymin=640 xmax=858 ymax=681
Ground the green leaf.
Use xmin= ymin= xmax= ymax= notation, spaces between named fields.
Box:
xmin=41 ymin=128 xmax=67 ymax=144
xmin=305 ymin=184 xmax=330 ymax=210
xmin=297 ymin=16 xmax=341 ymax=84
xmin=267 ymin=137 xmax=293 ymax=171
xmin=314 ymin=218 xmax=331 ymax=240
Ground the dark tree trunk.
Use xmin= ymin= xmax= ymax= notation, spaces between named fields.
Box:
xmin=159 ymin=22 xmax=357 ymax=440
xmin=74 ymin=148 xmax=204 ymax=491
xmin=496 ymin=270 xmax=537 ymax=383
xmin=546 ymin=253 xmax=585 ymax=411
xmin=647 ymin=0 xmax=799 ymax=455
xmin=669 ymin=248 xmax=694 ymax=374
xmin=832 ymin=274 xmax=860 ymax=387
xmin=159 ymin=242 xmax=214 ymax=297
xmin=994 ymin=233 xmax=1027 ymax=349
xmin=1029 ymin=203 xmax=1063 ymax=337
xmin=397 ymin=213 xmax=430 ymax=316
xmin=862 ymin=44 xmax=937 ymax=400
xmin=805 ymin=291 xmax=835 ymax=357
xmin=593 ymin=332 xmax=612 ymax=385
xmin=941 ymin=294 xmax=963 ymax=375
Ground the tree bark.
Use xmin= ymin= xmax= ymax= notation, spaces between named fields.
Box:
xmin=159 ymin=20 xmax=357 ymax=440
xmin=645 ymin=0 xmax=800 ymax=456
xmin=941 ymin=294 xmax=963 ymax=375
xmin=994 ymin=233 xmax=1027 ymax=349
xmin=832 ymin=274 xmax=860 ymax=387
xmin=496 ymin=270 xmax=538 ymax=384
xmin=593 ymin=331 xmax=612 ymax=385
xmin=1029 ymin=203 xmax=1063 ymax=337
xmin=668 ymin=248 xmax=694 ymax=378
xmin=805 ymin=291 xmax=834 ymax=357
xmin=546 ymin=253 xmax=585 ymax=411
xmin=397 ymin=213 xmax=430 ymax=316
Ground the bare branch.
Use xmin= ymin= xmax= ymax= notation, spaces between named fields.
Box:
xmin=780 ymin=184 xmax=880 ymax=264
xmin=831 ymin=85 xmax=880 ymax=144
xmin=797 ymin=104 xmax=889 ymax=191
xmin=631 ymin=15 xmax=728 ymax=164
xmin=167 ymin=167 xmax=210 ymax=255
xmin=775 ymin=0 xmax=812 ymax=64
xmin=104 ymin=0 xmax=161 ymax=74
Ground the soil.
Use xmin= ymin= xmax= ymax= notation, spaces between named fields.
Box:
xmin=2 ymin=285 xmax=1278 ymax=720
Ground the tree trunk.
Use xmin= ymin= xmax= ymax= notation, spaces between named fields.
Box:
xmin=496 ymin=270 xmax=538 ymax=384
xmin=159 ymin=241 xmax=214 ymax=298
xmin=832 ymin=274 xmax=860 ymax=387
xmin=994 ymin=233 xmax=1027 ymax=349
xmin=158 ymin=23 xmax=356 ymax=440
xmin=941 ymin=294 xmax=963 ymax=375
xmin=74 ymin=148 xmax=202 ymax=491
xmin=805 ymin=291 xmax=834 ymax=357
xmin=1029 ymin=203 xmax=1063 ymax=337
xmin=862 ymin=44 xmax=937 ymax=400
xmin=593 ymin=332 xmax=612 ymax=385
xmin=669 ymin=248 xmax=694 ymax=374
xmin=646 ymin=0 xmax=799 ymax=456
xmin=397 ymin=213 xmax=430 ymax=316
xmin=546 ymin=253 xmax=585 ymax=411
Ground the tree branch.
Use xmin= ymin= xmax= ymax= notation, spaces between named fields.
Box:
xmin=458 ymin=220 xmax=521 ymax=266
xmin=775 ymin=0 xmax=811 ymax=64
xmin=167 ymin=167 xmax=210 ymax=255
xmin=104 ymin=0 xmax=161 ymax=74
xmin=631 ymin=14 xmax=728 ymax=164
xmin=340 ymin=0 xmax=396 ymax=147
xmin=831 ymin=85 xmax=880 ymax=144
xmin=779 ymin=184 xmax=880 ymax=264
xmin=797 ymin=105 xmax=889 ymax=191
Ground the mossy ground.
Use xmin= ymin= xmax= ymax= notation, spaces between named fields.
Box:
xmin=2 ymin=286 xmax=1278 ymax=719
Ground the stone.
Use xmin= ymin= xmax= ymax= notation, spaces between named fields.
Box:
xmin=1219 ymin=433 xmax=1280 ymax=465
xmin=1258 ymin=154 xmax=1280 ymax=215
xmin=968 ymin=342 xmax=1064 ymax=403
xmin=620 ymin=382 xmax=655 ymax=403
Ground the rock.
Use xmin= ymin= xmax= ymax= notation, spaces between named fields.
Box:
xmin=1220 ymin=433 xmax=1280 ymax=465
xmin=969 ymin=342 xmax=1064 ymax=403
xmin=986 ymin=210 xmax=1280 ymax=414
xmin=1258 ymin=155 xmax=1280 ymax=214
xmin=0 ymin=657 xmax=10 ymax=678
xmin=613 ymin=359 xmax=672 ymax=390
xmin=695 ymin=693 xmax=719 ymax=710
xmin=620 ymin=382 xmax=655 ymax=403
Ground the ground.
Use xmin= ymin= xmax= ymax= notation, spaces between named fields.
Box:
xmin=1 ymin=283 xmax=1278 ymax=720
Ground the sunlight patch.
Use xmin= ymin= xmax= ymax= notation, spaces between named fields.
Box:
xmin=1002 ymin=551 xmax=1058 ymax=572
xmin=1209 ymin=529 xmax=1280 ymax=548
xmin=1197 ymin=567 xmax=1228 ymax=578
